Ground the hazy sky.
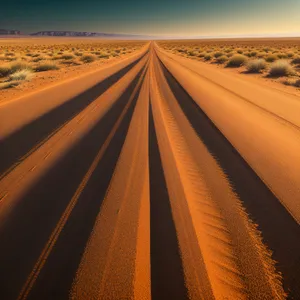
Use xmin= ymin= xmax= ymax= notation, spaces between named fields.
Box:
xmin=1 ymin=0 xmax=300 ymax=37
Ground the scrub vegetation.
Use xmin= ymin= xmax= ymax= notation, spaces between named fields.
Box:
xmin=0 ymin=39 xmax=145 ymax=90
xmin=159 ymin=39 xmax=300 ymax=88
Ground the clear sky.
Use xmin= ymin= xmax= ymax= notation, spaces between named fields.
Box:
xmin=1 ymin=0 xmax=300 ymax=37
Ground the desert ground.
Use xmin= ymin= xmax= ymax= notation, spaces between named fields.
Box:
xmin=0 ymin=38 xmax=300 ymax=300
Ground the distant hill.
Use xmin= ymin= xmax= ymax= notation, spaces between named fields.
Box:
xmin=30 ymin=31 xmax=148 ymax=39
xmin=0 ymin=29 xmax=153 ymax=39
xmin=0 ymin=29 xmax=21 ymax=35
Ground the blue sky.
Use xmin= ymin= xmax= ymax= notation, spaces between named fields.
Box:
xmin=1 ymin=0 xmax=300 ymax=37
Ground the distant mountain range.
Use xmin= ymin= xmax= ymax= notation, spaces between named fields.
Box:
xmin=0 ymin=29 xmax=21 ymax=35
xmin=0 ymin=29 xmax=150 ymax=39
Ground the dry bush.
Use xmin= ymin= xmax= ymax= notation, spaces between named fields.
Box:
xmin=35 ymin=61 xmax=59 ymax=72
xmin=295 ymin=79 xmax=300 ymax=87
xmin=9 ymin=69 xmax=34 ymax=81
xmin=214 ymin=51 xmax=224 ymax=58
xmin=0 ymin=81 xmax=20 ymax=90
xmin=226 ymin=54 xmax=247 ymax=67
xmin=198 ymin=52 xmax=206 ymax=58
xmin=80 ymin=54 xmax=96 ymax=63
xmin=216 ymin=55 xmax=228 ymax=64
xmin=268 ymin=60 xmax=295 ymax=77
xmin=265 ymin=54 xmax=278 ymax=62
xmin=246 ymin=59 xmax=267 ymax=73
xmin=61 ymin=54 xmax=75 ymax=60
xmin=291 ymin=56 xmax=300 ymax=64
xmin=32 ymin=56 xmax=47 ymax=62
xmin=0 ymin=65 xmax=11 ymax=77
xmin=74 ymin=51 xmax=83 ymax=56
xmin=188 ymin=51 xmax=197 ymax=56
xmin=10 ymin=61 xmax=32 ymax=73
xmin=277 ymin=53 xmax=288 ymax=59
xmin=204 ymin=54 xmax=212 ymax=61
xmin=0 ymin=61 xmax=32 ymax=77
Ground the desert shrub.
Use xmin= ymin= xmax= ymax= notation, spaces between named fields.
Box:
xmin=291 ymin=56 xmax=300 ymax=64
xmin=257 ymin=52 xmax=266 ymax=58
xmin=0 ymin=81 xmax=19 ymax=89
xmin=226 ymin=54 xmax=247 ymax=67
xmin=99 ymin=53 xmax=109 ymax=59
xmin=204 ymin=54 xmax=212 ymax=61
xmin=294 ymin=79 xmax=300 ymax=87
xmin=80 ymin=54 xmax=96 ymax=63
xmin=266 ymin=54 xmax=278 ymax=62
xmin=0 ymin=65 xmax=11 ymax=77
xmin=246 ymin=59 xmax=267 ymax=73
xmin=237 ymin=49 xmax=243 ymax=54
xmin=283 ymin=78 xmax=300 ymax=87
xmin=9 ymin=69 xmax=34 ymax=81
xmin=198 ymin=52 xmax=206 ymax=58
xmin=35 ymin=61 xmax=59 ymax=72
xmin=52 ymin=55 xmax=63 ymax=60
xmin=188 ymin=51 xmax=197 ymax=56
xmin=0 ymin=61 xmax=31 ymax=77
xmin=250 ymin=51 xmax=257 ymax=57
xmin=61 ymin=54 xmax=75 ymax=60
xmin=287 ymin=52 xmax=294 ymax=58
xmin=32 ymin=56 xmax=46 ymax=62
xmin=268 ymin=60 xmax=295 ymax=77
xmin=214 ymin=51 xmax=223 ymax=58
xmin=216 ymin=55 xmax=228 ymax=64
xmin=74 ymin=51 xmax=83 ymax=56
xmin=277 ymin=53 xmax=288 ymax=59
xmin=10 ymin=61 xmax=32 ymax=73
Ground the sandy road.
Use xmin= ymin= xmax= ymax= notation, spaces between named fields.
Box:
xmin=0 ymin=42 xmax=299 ymax=299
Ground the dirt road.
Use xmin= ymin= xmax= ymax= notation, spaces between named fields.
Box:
xmin=0 ymin=42 xmax=299 ymax=299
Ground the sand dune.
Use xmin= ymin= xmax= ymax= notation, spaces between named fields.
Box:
xmin=0 ymin=42 xmax=299 ymax=300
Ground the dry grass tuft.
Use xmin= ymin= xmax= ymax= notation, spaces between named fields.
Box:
xmin=80 ymin=54 xmax=96 ymax=63
xmin=268 ymin=60 xmax=295 ymax=77
xmin=246 ymin=59 xmax=267 ymax=73
xmin=265 ymin=54 xmax=278 ymax=62
xmin=227 ymin=54 xmax=248 ymax=67
xmin=35 ymin=61 xmax=59 ymax=72
xmin=204 ymin=54 xmax=212 ymax=61
xmin=291 ymin=56 xmax=300 ymax=64
xmin=216 ymin=55 xmax=228 ymax=64
xmin=61 ymin=54 xmax=75 ymax=60
xmin=9 ymin=69 xmax=34 ymax=81
xmin=0 ymin=81 xmax=20 ymax=90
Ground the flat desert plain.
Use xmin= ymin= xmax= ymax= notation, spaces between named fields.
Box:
xmin=0 ymin=38 xmax=300 ymax=300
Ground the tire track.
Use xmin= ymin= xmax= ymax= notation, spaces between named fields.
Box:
xmin=156 ymin=52 xmax=300 ymax=299
xmin=149 ymin=106 xmax=189 ymax=300
xmin=151 ymin=49 xmax=286 ymax=299
xmin=156 ymin=46 xmax=300 ymax=224
xmin=156 ymin=46 xmax=300 ymax=132
xmin=0 ymin=59 xmax=148 ymax=300
xmin=72 ymin=66 xmax=150 ymax=300
xmin=0 ymin=42 xmax=298 ymax=300
xmin=0 ymin=54 xmax=148 ymax=225
xmin=0 ymin=52 xmax=147 ymax=179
